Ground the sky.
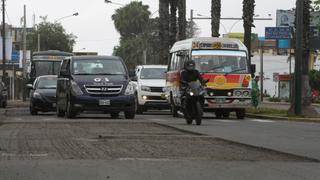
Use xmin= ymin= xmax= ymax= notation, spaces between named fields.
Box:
xmin=6 ymin=0 xmax=296 ymax=55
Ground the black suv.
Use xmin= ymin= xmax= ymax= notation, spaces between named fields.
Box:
xmin=56 ymin=56 xmax=136 ymax=119
xmin=0 ymin=81 xmax=7 ymax=108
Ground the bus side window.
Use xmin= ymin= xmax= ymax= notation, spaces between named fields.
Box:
xmin=169 ymin=53 xmax=176 ymax=71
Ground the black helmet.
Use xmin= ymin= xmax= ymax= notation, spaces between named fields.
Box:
xmin=184 ymin=60 xmax=195 ymax=71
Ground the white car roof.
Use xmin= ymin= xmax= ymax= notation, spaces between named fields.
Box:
xmin=138 ymin=65 xmax=167 ymax=69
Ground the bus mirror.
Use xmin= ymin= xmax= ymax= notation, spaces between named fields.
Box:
xmin=250 ymin=64 xmax=256 ymax=74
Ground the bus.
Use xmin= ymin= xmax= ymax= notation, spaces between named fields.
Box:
xmin=165 ymin=37 xmax=256 ymax=119
xmin=29 ymin=50 xmax=73 ymax=84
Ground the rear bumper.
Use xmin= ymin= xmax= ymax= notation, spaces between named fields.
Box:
xmin=71 ymin=94 xmax=135 ymax=112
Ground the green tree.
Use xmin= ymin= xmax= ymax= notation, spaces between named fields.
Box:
xmin=159 ymin=0 xmax=170 ymax=65
xmin=169 ymin=0 xmax=178 ymax=46
xmin=309 ymin=70 xmax=320 ymax=91
xmin=112 ymin=2 xmax=151 ymax=69
xmin=177 ymin=0 xmax=186 ymax=40
xmin=211 ymin=0 xmax=221 ymax=37
xmin=242 ymin=0 xmax=255 ymax=64
xmin=27 ymin=18 xmax=76 ymax=52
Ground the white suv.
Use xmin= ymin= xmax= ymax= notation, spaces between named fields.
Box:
xmin=134 ymin=65 xmax=169 ymax=114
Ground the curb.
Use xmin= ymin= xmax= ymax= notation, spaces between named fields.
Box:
xmin=246 ymin=113 xmax=320 ymax=123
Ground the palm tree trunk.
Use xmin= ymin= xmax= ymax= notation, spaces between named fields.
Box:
xmin=169 ymin=0 xmax=177 ymax=46
xmin=159 ymin=0 xmax=170 ymax=64
xmin=211 ymin=0 xmax=221 ymax=37
xmin=178 ymin=0 xmax=186 ymax=40
xmin=242 ymin=0 xmax=255 ymax=64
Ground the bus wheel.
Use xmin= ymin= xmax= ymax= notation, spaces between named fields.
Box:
xmin=215 ymin=111 xmax=223 ymax=119
xmin=236 ymin=109 xmax=246 ymax=119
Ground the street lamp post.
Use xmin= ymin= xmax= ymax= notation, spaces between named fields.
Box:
xmin=104 ymin=0 xmax=124 ymax=6
xmin=54 ymin=12 xmax=79 ymax=23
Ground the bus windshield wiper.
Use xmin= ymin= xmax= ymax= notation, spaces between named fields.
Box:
xmin=225 ymin=68 xmax=247 ymax=75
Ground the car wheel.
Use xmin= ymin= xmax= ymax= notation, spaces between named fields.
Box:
xmin=215 ymin=111 xmax=223 ymax=119
xmin=2 ymin=101 xmax=7 ymax=108
xmin=30 ymin=103 xmax=38 ymax=115
xmin=222 ymin=111 xmax=230 ymax=119
xmin=124 ymin=110 xmax=135 ymax=119
xmin=66 ymin=99 xmax=76 ymax=119
xmin=110 ymin=112 xmax=119 ymax=119
xmin=135 ymin=96 xmax=144 ymax=114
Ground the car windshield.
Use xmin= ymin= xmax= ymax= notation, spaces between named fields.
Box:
xmin=72 ymin=59 xmax=126 ymax=75
xmin=140 ymin=68 xmax=166 ymax=79
xmin=37 ymin=77 xmax=57 ymax=89
xmin=192 ymin=50 xmax=248 ymax=74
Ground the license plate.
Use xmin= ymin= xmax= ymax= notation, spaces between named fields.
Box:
xmin=216 ymin=98 xmax=225 ymax=104
xmin=99 ymin=99 xmax=110 ymax=106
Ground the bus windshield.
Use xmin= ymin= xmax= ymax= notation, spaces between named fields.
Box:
xmin=73 ymin=59 xmax=126 ymax=75
xmin=34 ymin=61 xmax=61 ymax=77
xmin=192 ymin=50 xmax=248 ymax=74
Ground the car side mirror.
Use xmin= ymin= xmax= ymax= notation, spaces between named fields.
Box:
xmin=250 ymin=64 xmax=256 ymax=74
xmin=26 ymin=84 xmax=34 ymax=89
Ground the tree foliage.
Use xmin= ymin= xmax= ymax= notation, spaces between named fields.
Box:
xmin=112 ymin=2 xmax=154 ymax=69
xmin=27 ymin=18 xmax=76 ymax=52
xmin=309 ymin=69 xmax=320 ymax=91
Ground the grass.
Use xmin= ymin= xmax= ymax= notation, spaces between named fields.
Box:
xmin=247 ymin=107 xmax=288 ymax=117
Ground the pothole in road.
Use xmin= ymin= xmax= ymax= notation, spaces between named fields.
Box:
xmin=0 ymin=121 xmax=317 ymax=162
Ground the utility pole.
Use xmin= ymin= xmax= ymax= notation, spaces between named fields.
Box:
xmin=294 ymin=0 xmax=303 ymax=115
xmin=190 ymin=9 xmax=194 ymax=37
xmin=260 ymin=40 xmax=264 ymax=102
xmin=37 ymin=33 xmax=40 ymax=51
xmin=22 ymin=5 xmax=27 ymax=101
xmin=2 ymin=0 xmax=6 ymax=83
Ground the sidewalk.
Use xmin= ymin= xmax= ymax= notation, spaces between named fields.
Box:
xmin=247 ymin=101 xmax=320 ymax=122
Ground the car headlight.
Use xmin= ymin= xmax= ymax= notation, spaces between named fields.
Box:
xmin=125 ymin=82 xmax=135 ymax=95
xmin=189 ymin=92 xmax=194 ymax=96
xmin=141 ymin=85 xmax=151 ymax=92
xmin=71 ymin=80 xmax=83 ymax=96
xmin=33 ymin=92 xmax=42 ymax=98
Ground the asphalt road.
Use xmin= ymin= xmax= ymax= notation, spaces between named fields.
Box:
xmin=0 ymin=108 xmax=320 ymax=180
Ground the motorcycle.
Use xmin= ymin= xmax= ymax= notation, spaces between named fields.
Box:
xmin=181 ymin=81 xmax=207 ymax=125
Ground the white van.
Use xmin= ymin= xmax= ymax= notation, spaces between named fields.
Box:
xmin=134 ymin=65 xmax=169 ymax=114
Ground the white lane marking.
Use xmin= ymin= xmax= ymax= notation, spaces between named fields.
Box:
xmin=215 ymin=120 xmax=238 ymax=123
xmin=249 ymin=119 xmax=275 ymax=123
xmin=2 ymin=153 xmax=48 ymax=157
xmin=118 ymin=158 xmax=170 ymax=161
xmin=149 ymin=118 xmax=168 ymax=122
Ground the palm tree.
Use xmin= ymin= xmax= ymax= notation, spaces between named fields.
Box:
xmin=169 ymin=0 xmax=178 ymax=46
xmin=178 ymin=0 xmax=186 ymax=40
xmin=242 ymin=0 xmax=255 ymax=64
xmin=211 ymin=0 xmax=221 ymax=37
xmin=159 ymin=0 xmax=170 ymax=64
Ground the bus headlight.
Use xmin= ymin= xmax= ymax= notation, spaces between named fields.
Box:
xmin=125 ymin=82 xmax=135 ymax=95
xmin=71 ymin=80 xmax=83 ymax=96
xmin=234 ymin=90 xmax=242 ymax=97
xmin=243 ymin=91 xmax=250 ymax=97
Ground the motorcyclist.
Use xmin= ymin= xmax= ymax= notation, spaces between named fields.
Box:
xmin=180 ymin=60 xmax=204 ymax=90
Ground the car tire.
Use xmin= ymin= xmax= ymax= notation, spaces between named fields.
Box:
xmin=30 ymin=103 xmax=38 ymax=115
xmin=2 ymin=101 xmax=7 ymax=108
xmin=215 ymin=111 xmax=223 ymax=119
xmin=124 ymin=110 xmax=135 ymax=119
xmin=222 ymin=111 xmax=230 ymax=119
xmin=110 ymin=112 xmax=119 ymax=119
xmin=66 ymin=99 xmax=76 ymax=119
